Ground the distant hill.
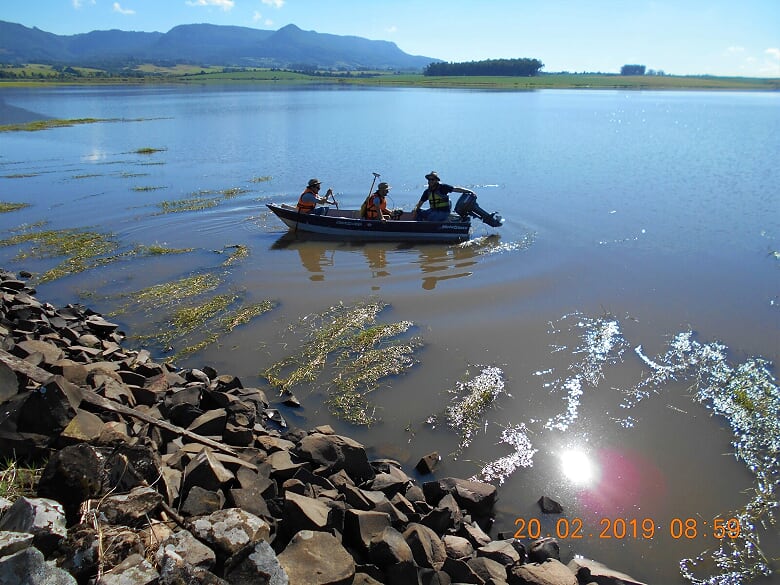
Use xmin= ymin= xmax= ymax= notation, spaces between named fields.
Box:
xmin=0 ymin=21 xmax=438 ymax=71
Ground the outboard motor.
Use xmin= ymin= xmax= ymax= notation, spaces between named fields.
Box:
xmin=455 ymin=192 xmax=504 ymax=227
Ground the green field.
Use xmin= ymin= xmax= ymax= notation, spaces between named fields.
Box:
xmin=1 ymin=63 xmax=778 ymax=91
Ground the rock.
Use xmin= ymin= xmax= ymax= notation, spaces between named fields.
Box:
xmin=277 ymin=530 xmax=355 ymax=585
xmin=442 ymin=534 xmax=474 ymax=560
xmin=182 ymin=448 xmax=235 ymax=499
xmin=283 ymin=491 xmax=332 ymax=533
xmin=344 ymin=509 xmax=391 ymax=553
xmin=477 ymin=539 xmax=524 ymax=566
xmin=0 ymin=546 xmax=77 ymax=585
xmin=415 ymin=452 xmax=441 ymax=475
xmin=37 ymin=443 xmax=103 ymax=524
xmin=96 ymin=552 xmax=159 ymax=585
xmin=423 ymin=477 xmax=497 ymax=518
xmin=156 ymin=529 xmax=217 ymax=571
xmin=528 ymin=537 xmax=560 ymax=563
xmin=0 ymin=530 xmax=34 ymax=557
xmin=96 ymin=486 xmax=163 ymax=526
xmin=223 ymin=540 xmax=288 ymax=585
xmin=0 ymin=497 xmax=67 ymax=555
xmin=508 ymin=558 xmax=577 ymax=585
xmin=537 ymin=496 xmax=563 ymax=514
xmin=567 ymin=557 xmax=648 ymax=585
xmin=191 ymin=508 xmax=271 ymax=559
xmin=367 ymin=525 xmax=414 ymax=567
xmin=296 ymin=433 xmax=375 ymax=484
xmin=403 ymin=522 xmax=447 ymax=571
xmin=181 ymin=486 xmax=225 ymax=517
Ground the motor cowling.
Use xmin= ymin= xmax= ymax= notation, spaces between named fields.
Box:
xmin=455 ymin=193 xmax=504 ymax=227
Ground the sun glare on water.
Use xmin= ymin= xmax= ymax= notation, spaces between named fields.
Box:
xmin=560 ymin=448 xmax=599 ymax=486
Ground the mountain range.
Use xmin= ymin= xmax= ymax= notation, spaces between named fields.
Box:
xmin=0 ymin=20 xmax=438 ymax=71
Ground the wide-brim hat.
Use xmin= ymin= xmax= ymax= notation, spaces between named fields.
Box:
xmin=378 ymin=182 xmax=390 ymax=191
xmin=307 ymin=178 xmax=321 ymax=188
xmin=425 ymin=171 xmax=439 ymax=181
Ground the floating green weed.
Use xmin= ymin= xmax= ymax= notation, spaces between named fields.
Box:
xmin=250 ymin=176 xmax=272 ymax=183
xmin=134 ymin=147 xmax=166 ymax=155
xmin=263 ymin=300 xmax=421 ymax=424
xmin=0 ymin=202 xmax=30 ymax=213
xmin=2 ymin=173 xmax=38 ymax=179
xmin=155 ymin=187 xmax=248 ymax=215
xmin=137 ymin=244 xmax=194 ymax=256
xmin=220 ymin=244 xmax=249 ymax=266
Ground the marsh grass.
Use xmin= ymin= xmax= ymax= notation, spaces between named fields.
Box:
xmin=134 ymin=147 xmax=166 ymax=155
xmin=132 ymin=186 xmax=167 ymax=192
xmin=0 ymin=202 xmax=30 ymax=213
xmin=263 ymin=300 xmax=421 ymax=424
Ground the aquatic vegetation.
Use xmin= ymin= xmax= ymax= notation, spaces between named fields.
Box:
xmin=219 ymin=244 xmax=249 ymax=266
xmin=472 ymin=423 xmax=537 ymax=485
xmin=0 ymin=118 xmax=115 ymax=133
xmin=155 ymin=187 xmax=249 ymax=214
xmin=134 ymin=147 xmax=166 ymax=155
xmin=263 ymin=300 xmax=421 ymax=424
xmin=0 ymin=202 xmax=30 ymax=213
xmin=250 ymin=176 xmax=272 ymax=183
xmin=132 ymin=185 xmax=167 ymax=192
xmin=443 ymin=365 xmax=508 ymax=451
xmin=0 ymin=226 xmax=119 ymax=283
xmin=623 ymin=333 xmax=778 ymax=584
xmin=540 ymin=313 xmax=626 ymax=431
xmin=122 ymin=273 xmax=277 ymax=361
xmin=136 ymin=244 xmax=194 ymax=256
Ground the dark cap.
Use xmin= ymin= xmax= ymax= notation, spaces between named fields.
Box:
xmin=425 ymin=171 xmax=440 ymax=181
xmin=307 ymin=178 xmax=321 ymax=188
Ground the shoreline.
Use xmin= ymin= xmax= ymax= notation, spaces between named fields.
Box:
xmin=0 ymin=268 xmax=649 ymax=584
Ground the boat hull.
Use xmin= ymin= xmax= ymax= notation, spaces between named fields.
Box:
xmin=266 ymin=204 xmax=472 ymax=243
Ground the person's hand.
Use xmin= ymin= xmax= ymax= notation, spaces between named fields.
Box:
xmin=326 ymin=188 xmax=333 ymax=197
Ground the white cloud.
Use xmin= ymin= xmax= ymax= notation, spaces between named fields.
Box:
xmin=186 ymin=0 xmax=235 ymax=10
xmin=73 ymin=0 xmax=96 ymax=8
xmin=261 ymin=0 xmax=285 ymax=8
xmin=766 ymin=48 xmax=780 ymax=61
xmin=386 ymin=25 xmax=398 ymax=34
xmin=113 ymin=2 xmax=135 ymax=15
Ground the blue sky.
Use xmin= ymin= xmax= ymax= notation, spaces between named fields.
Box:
xmin=3 ymin=1 xmax=779 ymax=77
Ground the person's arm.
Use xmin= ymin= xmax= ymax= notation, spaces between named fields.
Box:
xmin=413 ymin=191 xmax=428 ymax=213
xmin=452 ymin=186 xmax=474 ymax=195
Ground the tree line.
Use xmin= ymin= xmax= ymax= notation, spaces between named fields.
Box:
xmin=424 ymin=58 xmax=544 ymax=77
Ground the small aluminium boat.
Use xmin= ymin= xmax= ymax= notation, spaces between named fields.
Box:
xmin=267 ymin=192 xmax=503 ymax=243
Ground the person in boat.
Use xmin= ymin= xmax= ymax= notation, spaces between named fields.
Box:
xmin=362 ymin=181 xmax=392 ymax=221
xmin=413 ymin=171 xmax=474 ymax=221
xmin=297 ymin=178 xmax=333 ymax=214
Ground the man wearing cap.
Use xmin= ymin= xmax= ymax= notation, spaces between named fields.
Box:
xmin=362 ymin=181 xmax=392 ymax=221
xmin=414 ymin=172 xmax=474 ymax=221
xmin=297 ymin=178 xmax=333 ymax=214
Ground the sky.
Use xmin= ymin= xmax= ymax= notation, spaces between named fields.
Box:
xmin=2 ymin=0 xmax=779 ymax=77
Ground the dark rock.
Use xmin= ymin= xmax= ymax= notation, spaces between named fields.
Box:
xmin=0 ymin=496 xmax=67 ymax=555
xmin=97 ymin=552 xmax=159 ymax=585
xmin=403 ymin=523 xmax=447 ymax=571
xmin=180 ymin=485 xmax=225 ymax=517
xmin=423 ymin=477 xmax=497 ymax=518
xmin=277 ymin=529 xmax=355 ymax=585
xmin=181 ymin=448 xmax=235 ymax=500
xmin=37 ymin=443 xmax=103 ymax=525
xmin=528 ymin=537 xmax=561 ymax=563
xmin=156 ymin=529 xmax=217 ymax=571
xmin=508 ymin=558 xmax=577 ymax=585
xmin=296 ymin=433 xmax=375 ymax=484
xmin=223 ymin=540 xmax=288 ymax=585
xmin=567 ymin=557 xmax=648 ymax=585
xmin=537 ymin=495 xmax=563 ymax=514
xmin=415 ymin=452 xmax=441 ymax=475
xmin=0 ymin=546 xmax=77 ymax=585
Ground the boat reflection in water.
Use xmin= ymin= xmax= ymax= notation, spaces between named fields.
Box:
xmin=270 ymin=233 xmax=500 ymax=290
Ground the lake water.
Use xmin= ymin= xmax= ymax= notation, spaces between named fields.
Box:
xmin=1 ymin=85 xmax=778 ymax=584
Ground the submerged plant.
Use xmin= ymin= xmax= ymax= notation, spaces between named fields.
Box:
xmin=541 ymin=313 xmax=627 ymax=431
xmin=443 ymin=365 xmax=508 ymax=451
xmin=625 ymin=332 xmax=778 ymax=584
xmin=0 ymin=202 xmax=30 ymax=213
xmin=0 ymin=226 xmax=119 ymax=283
xmin=263 ymin=300 xmax=421 ymax=424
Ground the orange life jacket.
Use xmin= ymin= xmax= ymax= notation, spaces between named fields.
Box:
xmin=363 ymin=193 xmax=387 ymax=219
xmin=297 ymin=188 xmax=318 ymax=213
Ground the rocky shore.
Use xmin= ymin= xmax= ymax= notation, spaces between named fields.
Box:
xmin=0 ymin=269 xmax=646 ymax=585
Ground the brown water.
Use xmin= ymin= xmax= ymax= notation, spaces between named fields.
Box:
xmin=0 ymin=86 xmax=778 ymax=583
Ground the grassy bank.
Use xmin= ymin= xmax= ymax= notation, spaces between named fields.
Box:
xmin=1 ymin=64 xmax=778 ymax=90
